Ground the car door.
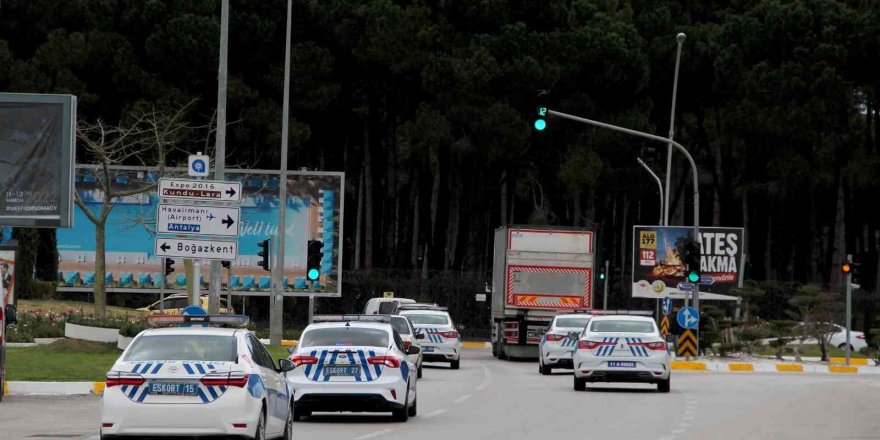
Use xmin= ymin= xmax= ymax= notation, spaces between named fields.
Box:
xmin=246 ymin=334 xmax=287 ymax=435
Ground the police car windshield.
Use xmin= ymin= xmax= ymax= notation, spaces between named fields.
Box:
xmin=124 ymin=335 xmax=236 ymax=362
xmin=389 ymin=317 xmax=411 ymax=335
xmin=589 ymin=320 xmax=655 ymax=333
xmin=300 ymin=327 xmax=390 ymax=348
xmin=402 ymin=313 xmax=449 ymax=325
xmin=556 ymin=318 xmax=590 ymax=328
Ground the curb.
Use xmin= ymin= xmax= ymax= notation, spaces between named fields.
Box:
xmin=461 ymin=341 xmax=491 ymax=349
xmin=4 ymin=381 xmax=106 ymax=396
xmin=669 ymin=360 xmax=878 ymax=374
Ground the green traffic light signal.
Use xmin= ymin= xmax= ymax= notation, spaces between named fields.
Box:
xmin=687 ymin=270 xmax=700 ymax=283
xmin=308 ymin=268 xmax=320 ymax=280
xmin=599 ymin=272 xmax=606 ymax=281
xmin=534 ymin=119 xmax=546 ymax=131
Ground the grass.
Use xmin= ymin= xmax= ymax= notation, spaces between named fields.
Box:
xmin=17 ymin=299 xmax=147 ymax=318
xmin=267 ymin=345 xmax=293 ymax=362
xmin=7 ymin=339 xmax=121 ymax=381
xmin=748 ymin=344 xmax=868 ymax=359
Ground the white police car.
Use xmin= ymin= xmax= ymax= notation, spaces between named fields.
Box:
xmin=388 ymin=315 xmax=424 ymax=378
xmin=286 ymin=315 xmax=420 ymax=421
xmin=539 ymin=313 xmax=592 ymax=375
xmin=572 ymin=312 xmax=671 ymax=393
xmin=100 ymin=313 xmax=294 ymax=439
xmin=399 ymin=307 xmax=461 ymax=369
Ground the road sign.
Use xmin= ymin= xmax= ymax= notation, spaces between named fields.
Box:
xmin=660 ymin=315 xmax=670 ymax=335
xmin=476 ymin=293 xmax=487 ymax=302
xmin=699 ymin=275 xmax=715 ymax=285
xmin=677 ymin=282 xmax=695 ymax=291
xmin=676 ymin=330 xmax=698 ymax=357
xmin=661 ymin=297 xmax=671 ymax=315
xmin=155 ymin=238 xmax=239 ymax=261
xmin=676 ymin=306 xmax=699 ymax=330
xmin=383 ymin=291 xmax=394 ymax=298
xmin=156 ymin=204 xmax=241 ymax=237
xmin=188 ymin=153 xmax=209 ymax=177
xmin=159 ymin=178 xmax=241 ymax=203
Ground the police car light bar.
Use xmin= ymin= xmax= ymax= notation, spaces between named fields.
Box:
xmin=312 ymin=314 xmax=393 ymax=324
xmin=397 ymin=304 xmax=447 ymax=311
xmin=586 ymin=310 xmax=654 ymax=316
xmin=147 ymin=314 xmax=250 ymax=328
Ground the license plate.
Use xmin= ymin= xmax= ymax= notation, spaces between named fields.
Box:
xmin=607 ymin=361 xmax=636 ymax=368
xmin=422 ymin=346 xmax=435 ymax=352
xmin=324 ymin=366 xmax=361 ymax=376
xmin=148 ymin=382 xmax=198 ymax=396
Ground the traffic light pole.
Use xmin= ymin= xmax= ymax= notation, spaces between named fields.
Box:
xmin=546 ymin=109 xmax=701 ymax=344
xmin=208 ymin=0 xmax=229 ymax=315
xmin=602 ymin=260 xmax=609 ymax=309
xmin=160 ymin=257 xmax=166 ymax=314
xmin=846 ymin=253 xmax=852 ymax=366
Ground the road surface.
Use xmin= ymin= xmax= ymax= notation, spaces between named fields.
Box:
xmin=1 ymin=348 xmax=877 ymax=440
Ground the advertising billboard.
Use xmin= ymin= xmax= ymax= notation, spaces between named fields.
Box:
xmin=631 ymin=225 xmax=744 ymax=299
xmin=56 ymin=167 xmax=343 ymax=297
xmin=0 ymin=93 xmax=76 ymax=228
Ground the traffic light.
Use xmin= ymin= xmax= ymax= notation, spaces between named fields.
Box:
xmin=841 ymin=261 xmax=852 ymax=274
xmin=257 ymin=239 xmax=271 ymax=272
xmin=307 ymin=240 xmax=323 ymax=281
xmin=842 ymin=258 xmax=862 ymax=287
xmin=534 ymin=90 xmax=549 ymax=131
xmin=599 ymin=270 xmax=606 ymax=281
xmin=683 ymin=239 xmax=701 ymax=284
xmin=164 ymin=258 xmax=175 ymax=276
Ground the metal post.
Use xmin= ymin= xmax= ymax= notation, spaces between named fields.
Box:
xmin=192 ymin=261 xmax=201 ymax=306
xmin=637 ymin=158 xmax=664 ymax=226
xmin=226 ymin=264 xmax=232 ymax=315
xmin=308 ymin=295 xmax=315 ymax=324
xmin=208 ymin=0 xmax=230 ymax=314
xmin=602 ymin=260 xmax=609 ymax=309
xmin=663 ymin=33 xmax=686 ymax=226
xmin=160 ymin=257 xmax=166 ymax=313
xmin=270 ymin=0 xmax=293 ymax=346
xmin=846 ymin=253 xmax=852 ymax=366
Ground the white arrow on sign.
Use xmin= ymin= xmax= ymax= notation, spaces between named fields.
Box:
xmin=159 ymin=178 xmax=241 ymax=203
xmin=156 ymin=204 xmax=241 ymax=237
xmin=155 ymin=238 xmax=239 ymax=260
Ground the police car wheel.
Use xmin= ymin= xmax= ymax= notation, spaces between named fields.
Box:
xmin=658 ymin=377 xmax=671 ymax=393
xmin=254 ymin=409 xmax=266 ymax=440
xmin=418 ymin=365 xmax=423 ymax=378
xmin=450 ymin=359 xmax=460 ymax=370
xmin=540 ymin=364 xmax=551 ymax=375
xmin=292 ymin=406 xmax=310 ymax=422
xmin=573 ymin=377 xmax=586 ymax=391
xmin=408 ymin=397 xmax=418 ymax=417
xmin=283 ymin=405 xmax=294 ymax=439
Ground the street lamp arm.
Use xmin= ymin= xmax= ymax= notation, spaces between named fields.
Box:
xmin=637 ymin=158 xmax=664 ymax=226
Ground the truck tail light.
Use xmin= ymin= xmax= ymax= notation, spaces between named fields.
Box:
xmin=290 ymin=355 xmax=319 ymax=367
xmin=200 ymin=372 xmax=249 ymax=388
xmin=105 ymin=372 xmax=145 ymax=387
xmin=546 ymin=334 xmax=565 ymax=342
xmin=367 ymin=356 xmax=401 ymax=368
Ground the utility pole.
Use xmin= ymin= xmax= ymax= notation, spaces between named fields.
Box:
xmin=845 ymin=253 xmax=852 ymax=366
xmin=602 ymin=260 xmax=609 ymax=309
xmin=208 ymin=0 xmax=229 ymax=314
xmin=663 ymin=33 xmax=686 ymax=226
xmin=270 ymin=0 xmax=293 ymax=346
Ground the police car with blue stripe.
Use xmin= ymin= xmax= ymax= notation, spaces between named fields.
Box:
xmin=100 ymin=312 xmax=294 ymax=439
xmin=398 ymin=305 xmax=461 ymax=370
xmin=538 ymin=312 xmax=592 ymax=375
xmin=572 ymin=311 xmax=671 ymax=393
xmin=286 ymin=315 xmax=420 ymax=422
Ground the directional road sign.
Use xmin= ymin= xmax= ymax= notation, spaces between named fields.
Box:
xmin=661 ymin=297 xmax=671 ymax=315
xmin=155 ymin=238 xmax=239 ymax=261
xmin=156 ymin=204 xmax=241 ymax=237
xmin=677 ymin=282 xmax=695 ymax=291
xmin=159 ymin=178 xmax=241 ymax=203
xmin=676 ymin=306 xmax=699 ymax=330
xmin=676 ymin=329 xmax=698 ymax=357
xmin=660 ymin=315 xmax=670 ymax=335
xmin=699 ymin=275 xmax=715 ymax=285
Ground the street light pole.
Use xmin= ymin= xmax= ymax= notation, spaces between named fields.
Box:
xmin=269 ymin=0 xmax=293 ymax=346
xmin=663 ymin=33 xmax=686 ymax=227
xmin=208 ymin=0 xmax=230 ymax=314
xmin=637 ymin=158 xmax=664 ymax=226
xmin=845 ymin=253 xmax=852 ymax=366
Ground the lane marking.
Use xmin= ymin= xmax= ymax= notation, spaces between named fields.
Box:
xmin=425 ymin=408 xmax=448 ymax=419
xmin=353 ymin=428 xmax=396 ymax=440
xmin=453 ymin=394 xmax=472 ymax=404
xmin=476 ymin=362 xmax=492 ymax=391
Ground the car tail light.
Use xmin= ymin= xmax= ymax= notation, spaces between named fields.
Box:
xmin=642 ymin=341 xmax=667 ymax=351
xmin=290 ymin=355 xmax=319 ymax=367
xmin=545 ymin=333 xmax=565 ymax=342
xmin=232 ymin=423 xmax=247 ymax=429
xmin=391 ymin=389 xmax=397 ymax=400
xmin=856 ymin=335 xmax=866 ymax=340
xmin=200 ymin=372 xmax=249 ymax=388
xmin=102 ymin=423 xmax=114 ymax=428
xmin=367 ymin=356 xmax=401 ymax=368
xmin=105 ymin=372 xmax=145 ymax=387
xmin=579 ymin=340 xmax=615 ymax=350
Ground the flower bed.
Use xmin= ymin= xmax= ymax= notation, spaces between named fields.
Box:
xmin=4 ymin=310 xmax=70 ymax=343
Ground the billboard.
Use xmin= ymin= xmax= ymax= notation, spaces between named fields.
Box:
xmin=631 ymin=225 xmax=744 ymax=299
xmin=56 ymin=167 xmax=343 ymax=297
xmin=0 ymin=93 xmax=76 ymax=228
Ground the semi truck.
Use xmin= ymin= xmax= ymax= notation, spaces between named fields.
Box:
xmin=491 ymin=226 xmax=595 ymax=359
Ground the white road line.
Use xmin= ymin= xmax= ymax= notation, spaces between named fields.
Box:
xmin=353 ymin=428 xmax=396 ymax=440
xmin=425 ymin=408 xmax=448 ymax=419
xmin=476 ymin=361 xmax=492 ymax=391
xmin=453 ymin=394 xmax=472 ymax=404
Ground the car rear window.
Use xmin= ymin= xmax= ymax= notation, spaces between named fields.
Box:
xmin=401 ymin=313 xmax=449 ymax=325
xmin=556 ymin=318 xmax=590 ymax=329
xmin=124 ymin=335 xmax=237 ymax=362
xmin=390 ymin=317 xmax=411 ymax=335
xmin=589 ymin=320 xmax=655 ymax=333
xmin=300 ymin=327 xmax=390 ymax=348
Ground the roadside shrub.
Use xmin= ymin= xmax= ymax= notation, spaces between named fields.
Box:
xmin=16 ymin=280 xmax=57 ymax=300
xmin=119 ymin=319 xmax=149 ymax=337
xmin=717 ymin=342 xmax=743 ymax=357
xmin=4 ymin=310 xmax=70 ymax=342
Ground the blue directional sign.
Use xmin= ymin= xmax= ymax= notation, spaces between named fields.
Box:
xmin=699 ymin=275 xmax=715 ymax=285
xmin=677 ymin=306 xmax=699 ymax=330
xmin=661 ymin=297 xmax=671 ymax=316
xmin=677 ymin=282 xmax=695 ymax=291
xmin=181 ymin=305 xmax=208 ymax=327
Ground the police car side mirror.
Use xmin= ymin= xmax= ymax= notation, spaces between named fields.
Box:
xmin=415 ymin=333 xmax=426 ymax=340
xmin=5 ymin=304 xmax=16 ymax=326
xmin=278 ymin=358 xmax=295 ymax=372
xmin=407 ymin=346 xmax=421 ymax=355
xmin=286 ymin=345 xmax=296 ymax=354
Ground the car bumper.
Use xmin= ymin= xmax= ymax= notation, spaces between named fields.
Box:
xmin=100 ymin=387 xmax=261 ymax=436
xmin=542 ymin=346 xmax=575 ymax=368
xmin=421 ymin=342 xmax=460 ymax=362
xmin=573 ymin=358 xmax=671 ymax=382
xmin=287 ymin=374 xmax=409 ymax=412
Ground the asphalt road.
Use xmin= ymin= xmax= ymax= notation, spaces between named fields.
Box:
xmin=2 ymin=349 xmax=878 ymax=440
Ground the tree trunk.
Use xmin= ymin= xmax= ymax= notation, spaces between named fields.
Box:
xmin=500 ymin=169 xmax=507 ymax=227
xmin=94 ymin=222 xmax=107 ymax=318
xmin=444 ymin=167 xmax=461 ymax=270
xmin=364 ymin=120 xmax=374 ymax=270
xmin=354 ymin=169 xmax=364 ymax=270
xmin=410 ymin=167 xmax=420 ymax=269
xmin=830 ymin=178 xmax=846 ymax=287
xmin=428 ymin=156 xmax=441 ymax=267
